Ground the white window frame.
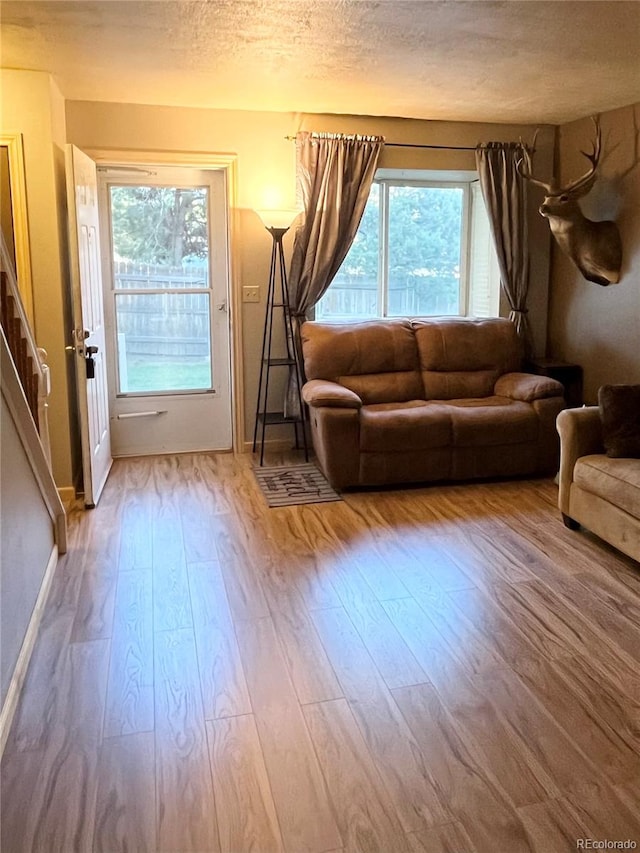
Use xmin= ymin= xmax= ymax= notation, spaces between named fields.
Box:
xmin=316 ymin=168 xmax=499 ymax=322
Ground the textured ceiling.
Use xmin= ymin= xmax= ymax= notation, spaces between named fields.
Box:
xmin=1 ymin=0 xmax=639 ymax=124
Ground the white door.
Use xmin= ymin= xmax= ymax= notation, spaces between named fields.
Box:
xmin=98 ymin=166 xmax=232 ymax=456
xmin=66 ymin=144 xmax=113 ymax=507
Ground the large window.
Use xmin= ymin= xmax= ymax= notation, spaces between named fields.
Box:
xmin=315 ymin=170 xmax=500 ymax=322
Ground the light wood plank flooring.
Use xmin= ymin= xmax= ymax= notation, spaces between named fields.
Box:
xmin=2 ymin=452 xmax=640 ymax=852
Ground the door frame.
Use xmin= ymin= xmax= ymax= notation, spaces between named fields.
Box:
xmin=86 ymin=147 xmax=243 ymax=453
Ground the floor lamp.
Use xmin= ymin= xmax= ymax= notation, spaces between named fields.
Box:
xmin=252 ymin=209 xmax=309 ymax=466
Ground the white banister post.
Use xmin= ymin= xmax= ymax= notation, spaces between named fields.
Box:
xmin=36 ymin=346 xmax=52 ymax=469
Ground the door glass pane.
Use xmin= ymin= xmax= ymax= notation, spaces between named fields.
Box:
xmin=109 ymin=184 xmax=213 ymax=394
xmin=315 ymin=183 xmax=380 ymax=320
xmin=110 ymin=186 xmax=209 ymax=277
xmin=387 ymin=185 xmax=463 ymax=317
xmin=115 ymin=292 xmax=212 ymax=393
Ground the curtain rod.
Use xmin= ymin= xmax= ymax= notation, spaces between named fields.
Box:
xmin=284 ymin=136 xmax=529 ymax=151
xmin=284 ymin=135 xmax=475 ymax=150
xmin=386 ymin=142 xmax=478 ymax=150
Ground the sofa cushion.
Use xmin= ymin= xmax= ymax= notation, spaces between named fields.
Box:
xmin=598 ymin=384 xmax=640 ymax=458
xmin=359 ymin=397 xmax=537 ymax=452
xmin=446 ymin=397 xmax=538 ymax=447
xmin=302 ymin=379 xmax=362 ymax=409
xmin=301 ymin=319 xmax=423 ymax=404
xmin=412 ymin=317 xmax=522 ymax=400
xmin=360 ymin=401 xmax=451 ymax=452
xmin=339 ymin=371 xmax=424 ymax=406
xmin=494 ymin=372 xmax=564 ymax=402
xmin=574 ymin=454 xmax=640 ymax=518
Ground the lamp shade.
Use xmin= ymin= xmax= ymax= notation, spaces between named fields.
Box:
xmin=256 ymin=208 xmax=300 ymax=229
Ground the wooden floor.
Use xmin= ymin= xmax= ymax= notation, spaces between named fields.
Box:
xmin=2 ymin=452 xmax=640 ymax=853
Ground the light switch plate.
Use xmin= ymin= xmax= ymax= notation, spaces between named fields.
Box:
xmin=243 ymin=286 xmax=260 ymax=303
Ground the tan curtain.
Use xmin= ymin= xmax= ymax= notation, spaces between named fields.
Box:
xmin=475 ymin=142 xmax=531 ymax=355
xmin=285 ymin=131 xmax=384 ymax=415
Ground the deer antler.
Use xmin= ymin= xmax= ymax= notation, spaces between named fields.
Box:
xmin=559 ymin=115 xmax=601 ymax=197
xmin=516 ymin=130 xmax=554 ymax=193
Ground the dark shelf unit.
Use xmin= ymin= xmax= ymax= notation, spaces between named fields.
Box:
xmin=525 ymin=358 xmax=584 ymax=408
xmin=252 ymin=226 xmax=308 ymax=466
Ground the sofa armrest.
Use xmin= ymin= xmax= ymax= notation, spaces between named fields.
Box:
xmin=494 ymin=372 xmax=564 ymax=402
xmin=302 ymin=379 xmax=362 ymax=410
xmin=556 ymin=407 xmax=604 ymax=514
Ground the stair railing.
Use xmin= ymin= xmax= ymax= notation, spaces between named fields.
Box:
xmin=0 ymin=232 xmax=52 ymax=464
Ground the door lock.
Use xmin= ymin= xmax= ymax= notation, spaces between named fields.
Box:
xmin=85 ymin=345 xmax=98 ymax=379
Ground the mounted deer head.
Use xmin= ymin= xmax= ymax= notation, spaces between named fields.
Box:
xmin=518 ymin=117 xmax=622 ymax=286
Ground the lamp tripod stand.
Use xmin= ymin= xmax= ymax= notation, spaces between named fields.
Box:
xmin=252 ymin=222 xmax=308 ymax=466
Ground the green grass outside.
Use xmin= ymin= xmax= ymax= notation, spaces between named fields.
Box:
xmin=124 ymin=360 xmax=212 ymax=393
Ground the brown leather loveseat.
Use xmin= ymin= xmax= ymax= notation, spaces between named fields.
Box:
xmin=300 ymin=317 xmax=565 ymax=490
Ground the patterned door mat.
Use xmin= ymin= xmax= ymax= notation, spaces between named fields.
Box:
xmin=253 ymin=463 xmax=342 ymax=507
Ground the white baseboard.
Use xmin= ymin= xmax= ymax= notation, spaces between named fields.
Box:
xmin=112 ymin=447 xmax=234 ymax=460
xmin=0 ymin=544 xmax=59 ymax=759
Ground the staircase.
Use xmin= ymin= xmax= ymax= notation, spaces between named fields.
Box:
xmin=0 ymin=233 xmax=63 ymax=543
xmin=1 ymin=269 xmax=40 ymax=429
xmin=1 ymin=232 xmax=69 ymax=757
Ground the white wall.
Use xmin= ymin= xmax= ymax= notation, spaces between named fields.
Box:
xmin=1 ymin=392 xmax=55 ymax=706
xmin=548 ymin=103 xmax=640 ymax=403
xmin=0 ymin=70 xmax=78 ymax=489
